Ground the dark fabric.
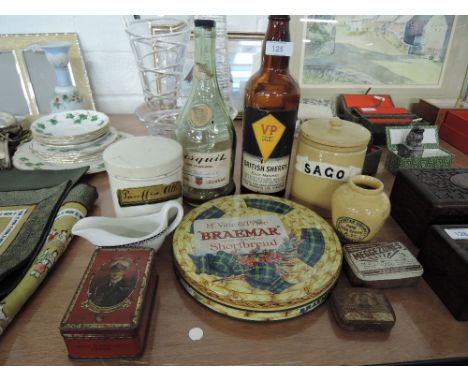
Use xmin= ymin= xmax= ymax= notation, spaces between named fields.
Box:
xmin=0 ymin=167 xmax=91 ymax=299
xmin=0 ymin=182 xmax=70 ymax=283
xmin=64 ymin=182 xmax=98 ymax=207
xmin=0 ymin=167 xmax=88 ymax=192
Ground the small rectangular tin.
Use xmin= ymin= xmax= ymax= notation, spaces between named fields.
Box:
xmin=330 ymin=287 xmax=396 ymax=331
xmin=60 ymin=247 xmax=158 ymax=359
xmin=343 ymin=241 xmax=423 ymax=288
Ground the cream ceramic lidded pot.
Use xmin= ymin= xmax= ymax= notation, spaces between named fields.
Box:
xmin=290 ymin=117 xmax=371 ymax=216
xmin=103 ymin=136 xmax=183 ymax=217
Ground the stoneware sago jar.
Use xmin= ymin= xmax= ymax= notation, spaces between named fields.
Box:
xmin=290 ymin=117 xmax=371 ymax=217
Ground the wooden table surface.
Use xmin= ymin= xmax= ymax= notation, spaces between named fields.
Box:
xmin=1 ymin=115 xmax=468 ymax=366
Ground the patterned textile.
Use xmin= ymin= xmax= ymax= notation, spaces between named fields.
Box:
xmin=189 ymin=228 xmax=325 ymax=295
xmin=245 ymin=263 xmax=293 ymax=294
xmin=191 ymin=252 xmax=293 ymax=294
xmin=190 ymin=206 xmax=225 ymax=233
xmin=297 ymin=228 xmax=325 ymax=267
xmin=244 ymin=198 xmax=294 ymax=215
xmin=191 ymin=251 xmax=246 ymax=277
xmin=0 ymin=181 xmax=97 ymax=336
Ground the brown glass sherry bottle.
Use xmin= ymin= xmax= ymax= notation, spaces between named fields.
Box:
xmin=241 ymin=15 xmax=300 ymax=197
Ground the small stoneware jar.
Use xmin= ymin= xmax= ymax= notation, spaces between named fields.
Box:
xmin=331 ymin=175 xmax=390 ymax=243
xmin=290 ymin=117 xmax=371 ymax=217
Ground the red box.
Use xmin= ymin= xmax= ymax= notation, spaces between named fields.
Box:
xmin=336 ymin=94 xmax=418 ymax=145
xmin=440 ymin=110 xmax=468 ymax=154
xmin=60 ymin=247 xmax=158 ymax=359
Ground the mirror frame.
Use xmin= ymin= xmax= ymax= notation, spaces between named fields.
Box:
xmin=0 ymin=32 xmax=95 ymax=116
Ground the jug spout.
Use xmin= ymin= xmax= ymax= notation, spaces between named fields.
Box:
xmin=71 ymin=201 xmax=184 ymax=250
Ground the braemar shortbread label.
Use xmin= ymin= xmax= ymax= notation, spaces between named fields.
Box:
xmin=183 ymin=149 xmax=231 ymax=190
xmin=117 ymin=181 xmax=182 ymax=207
xmin=193 ymin=215 xmax=289 ymax=256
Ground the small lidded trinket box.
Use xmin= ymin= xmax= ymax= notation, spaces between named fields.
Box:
xmin=385 ymin=125 xmax=454 ymax=175
xmin=60 ymin=247 xmax=158 ymax=359
xmin=343 ymin=241 xmax=423 ymax=288
xmin=330 ymin=287 xmax=396 ymax=331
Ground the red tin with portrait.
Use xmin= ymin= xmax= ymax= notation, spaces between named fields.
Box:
xmin=59 ymin=247 xmax=158 ymax=359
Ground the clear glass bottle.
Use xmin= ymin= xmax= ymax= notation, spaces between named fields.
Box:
xmin=241 ymin=15 xmax=300 ymax=197
xmin=175 ymin=19 xmax=236 ymax=206
xmin=195 ymin=15 xmax=232 ymax=110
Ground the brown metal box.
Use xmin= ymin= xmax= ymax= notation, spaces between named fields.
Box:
xmin=390 ymin=169 xmax=468 ymax=246
xmin=330 ymin=287 xmax=396 ymax=331
xmin=60 ymin=247 xmax=158 ymax=359
xmin=418 ymin=225 xmax=468 ymax=321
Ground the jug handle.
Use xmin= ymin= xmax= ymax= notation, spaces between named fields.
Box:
xmin=160 ymin=201 xmax=184 ymax=235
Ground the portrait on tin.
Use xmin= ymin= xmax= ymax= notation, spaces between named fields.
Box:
xmin=89 ymin=259 xmax=137 ymax=308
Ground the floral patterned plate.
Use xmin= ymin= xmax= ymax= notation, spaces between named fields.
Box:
xmin=31 ymin=127 xmax=119 ymax=161
xmin=13 ymin=130 xmax=132 ymax=174
xmin=31 ymin=110 xmax=110 ymax=146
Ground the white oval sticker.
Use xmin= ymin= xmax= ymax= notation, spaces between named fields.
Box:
xmin=265 ymin=41 xmax=293 ymax=57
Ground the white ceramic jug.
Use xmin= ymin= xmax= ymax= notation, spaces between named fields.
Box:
xmin=72 ymin=200 xmax=184 ymax=250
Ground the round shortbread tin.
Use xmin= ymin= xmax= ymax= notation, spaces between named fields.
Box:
xmin=173 ymin=194 xmax=342 ymax=321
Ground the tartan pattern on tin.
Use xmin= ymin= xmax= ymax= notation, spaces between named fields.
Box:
xmin=190 ymin=206 xmax=225 ymax=233
xmin=297 ymin=228 xmax=325 ymax=267
xmin=244 ymin=198 xmax=294 ymax=215
xmin=190 ymin=251 xmax=246 ymax=277
xmin=189 ymin=228 xmax=326 ymax=294
xmin=245 ymin=263 xmax=293 ymax=293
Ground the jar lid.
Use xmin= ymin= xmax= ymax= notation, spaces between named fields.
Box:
xmin=300 ymin=117 xmax=370 ymax=148
xmin=103 ymin=136 xmax=183 ymax=179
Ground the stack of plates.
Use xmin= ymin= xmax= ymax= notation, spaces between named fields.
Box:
xmin=173 ymin=194 xmax=343 ymax=322
xmin=13 ymin=110 xmax=132 ymax=174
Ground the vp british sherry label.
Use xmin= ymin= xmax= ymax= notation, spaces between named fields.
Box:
xmin=242 ymin=153 xmax=290 ymax=193
xmin=241 ymin=107 xmax=296 ymax=194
